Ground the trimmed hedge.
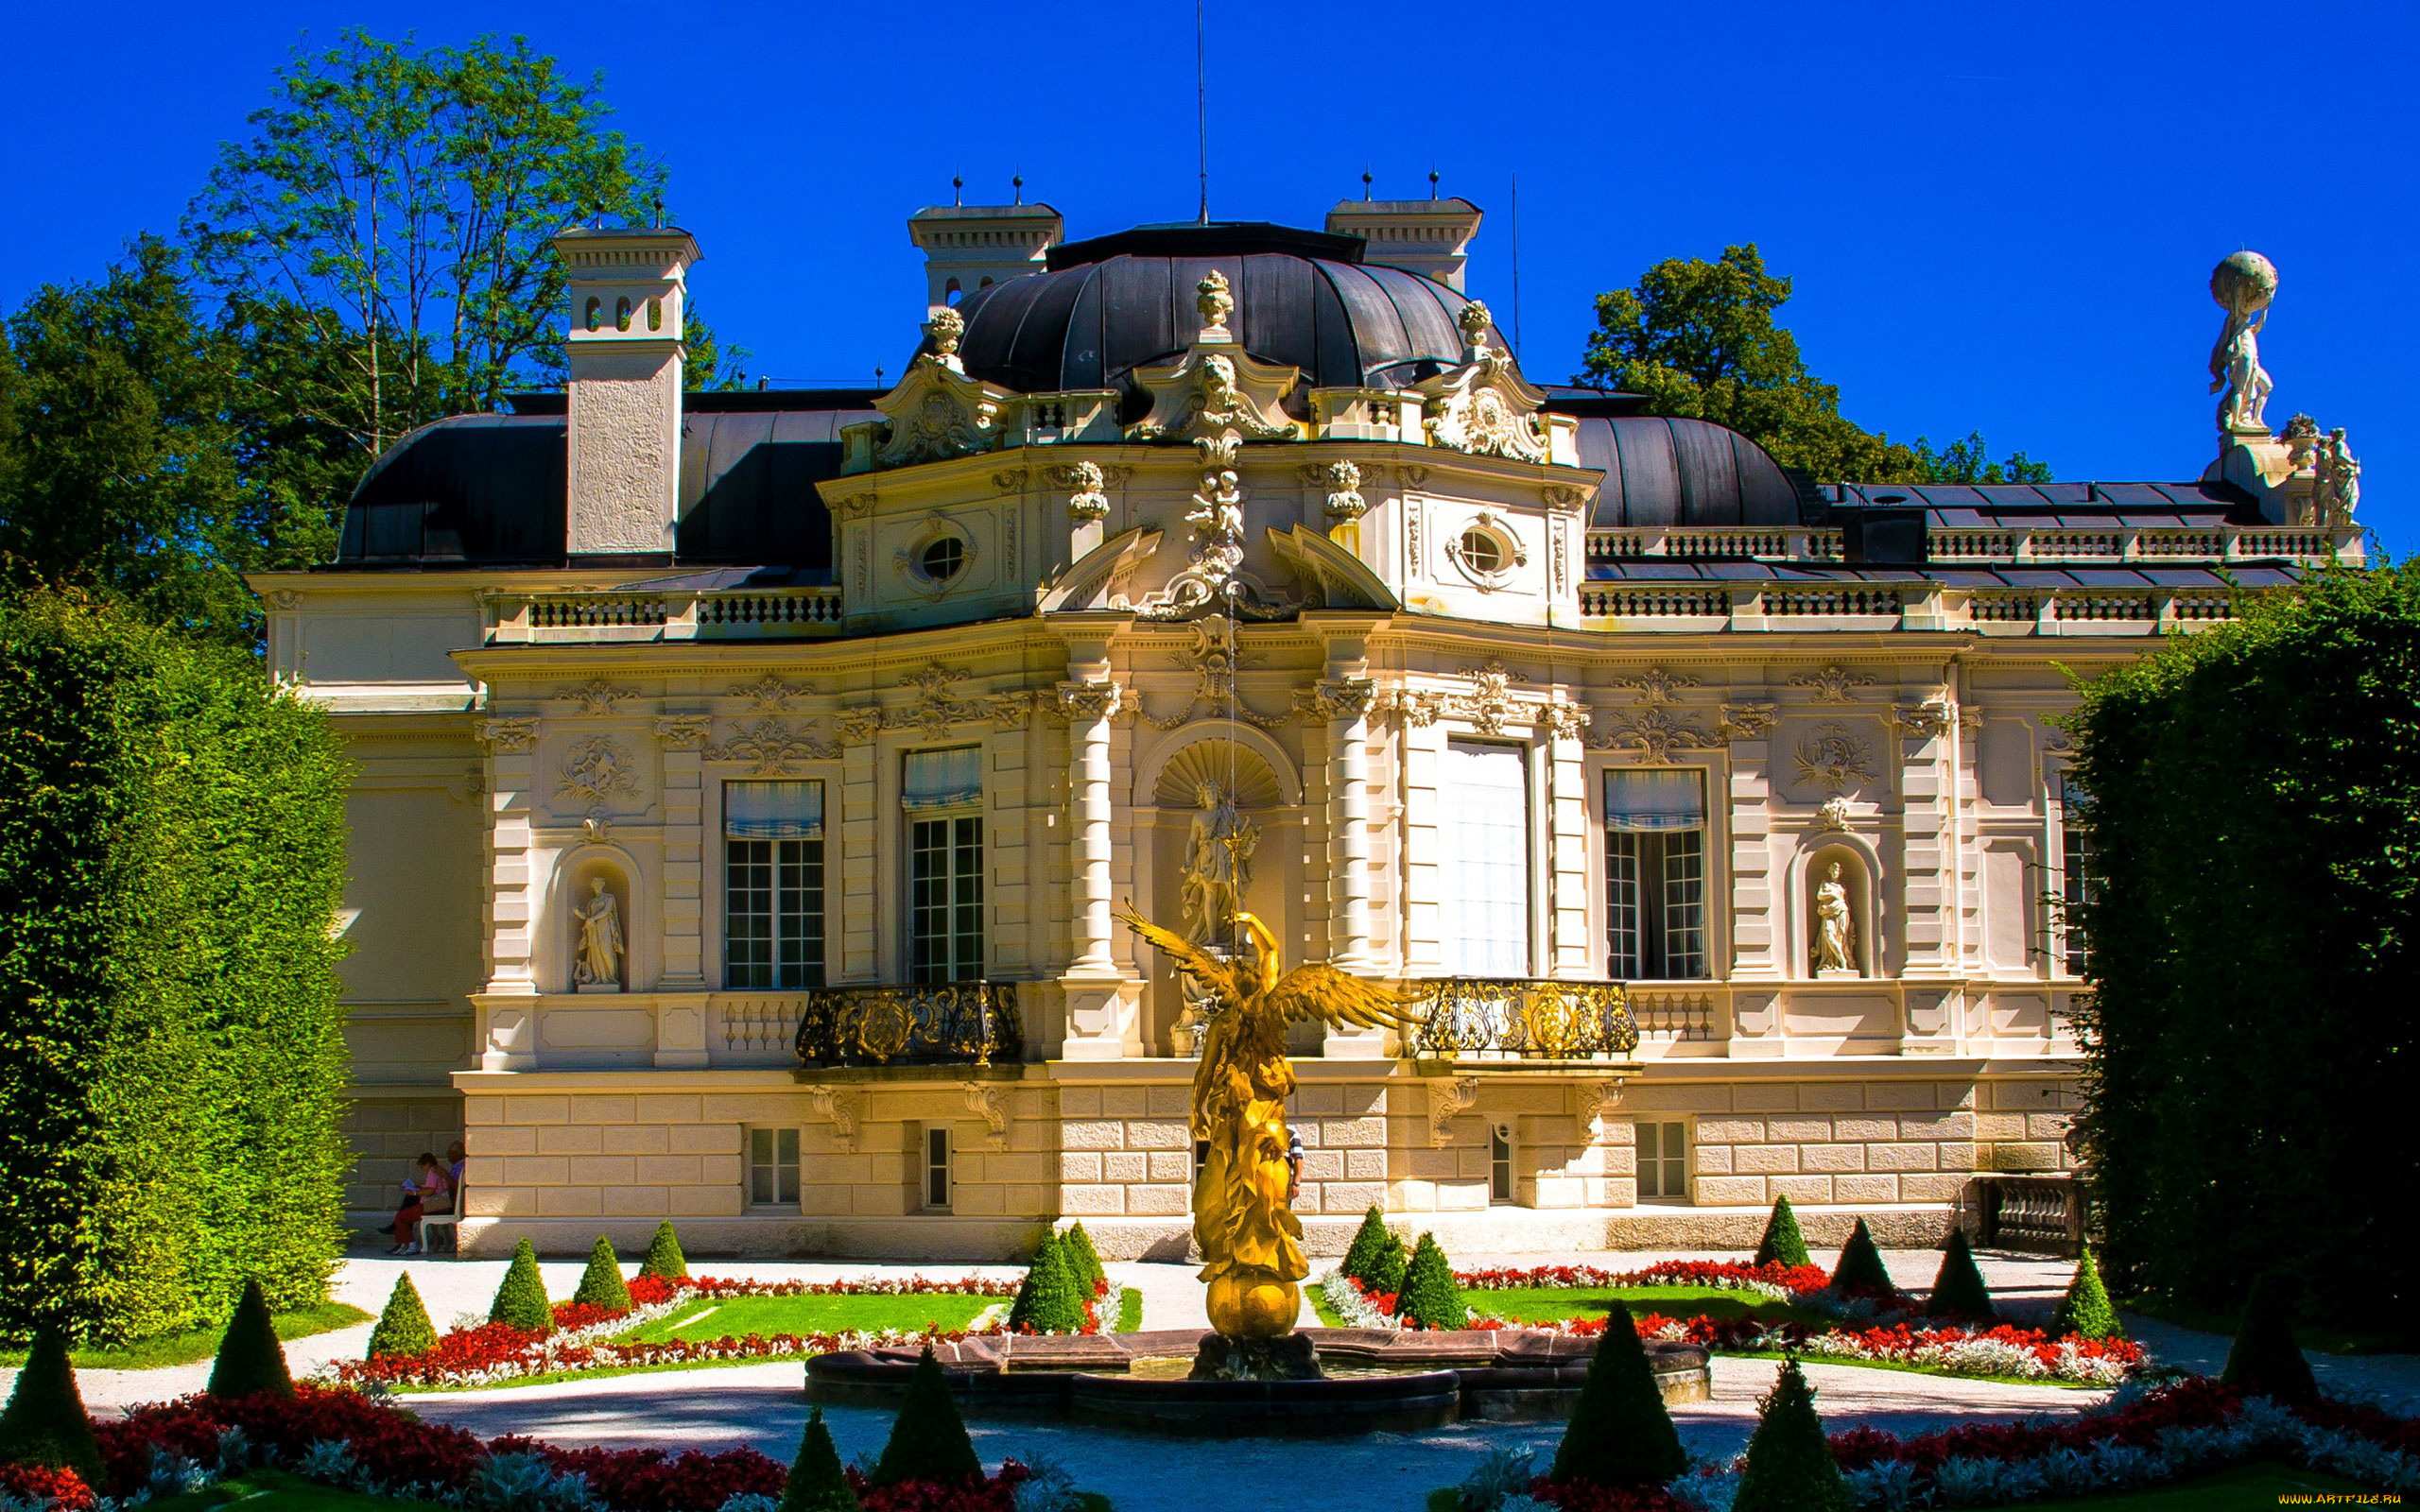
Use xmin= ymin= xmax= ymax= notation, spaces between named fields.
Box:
xmin=1754 ymin=1194 xmax=1811 ymax=1269
xmin=1341 ymin=1206 xmax=1392 ymax=1285
xmin=205 ymin=1279 xmax=293 ymax=1400
xmin=637 ymin=1222 xmax=687 ymax=1282
xmin=572 ymin=1237 xmax=631 ymax=1311
xmin=2054 ymin=1241 xmax=2122 ymax=1341
xmin=0 ymin=1328 xmax=100 ymax=1484
xmin=1397 ymin=1233 xmax=1467 ymax=1330
xmin=0 ymin=593 xmax=351 ymax=1343
xmin=1828 ymin=1217 xmax=1894 ymax=1297
xmin=367 ymin=1274 xmax=437 ymax=1360
xmin=1365 ymin=1228 xmax=1409 ymax=1296
xmin=1547 ymin=1299 xmax=1685 ymax=1488
xmin=1732 ymin=1358 xmax=1851 ymax=1512
xmin=872 ymin=1346 xmax=979 ymax=1486
xmin=2066 ymin=563 xmax=2420 ymax=1319
xmin=778 ymin=1406 xmax=859 ymax=1512
xmin=1062 ymin=1222 xmax=1107 ymax=1297
xmin=489 ymin=1240 xmax=552 ymax=1333
xmin=1008 ymin=1232 xmax=1086 ymax=1334
xmin=2221 ymin=1273 xmax=2318 ymax=1405
xmin=1924 ymin=1228 xmax=1996 ymax=1321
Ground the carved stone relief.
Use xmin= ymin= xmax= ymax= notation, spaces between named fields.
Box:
xmin=703 ymin=719 xmax=839 ymax=774
xmin=1790 ymin=665 xmax=1874 ymax=703
xmin=556 ymin=679 xmax=638 ymax=716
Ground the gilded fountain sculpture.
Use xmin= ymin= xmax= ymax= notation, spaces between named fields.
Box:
xmin=1117 ymin=900 xmax=1410 ymax=1377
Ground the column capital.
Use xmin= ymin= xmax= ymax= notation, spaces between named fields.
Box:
xmin=1054 ymin=678 xmax=1125 ymax=721
xmin=1295 ymin=677 xmax=1376 ymax=723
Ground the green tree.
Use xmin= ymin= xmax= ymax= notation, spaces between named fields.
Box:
xmin=205 ymin=1279 xmax=295 ymax=1400
xmin=872 ymin=1346 xmax=980 ymax=1487
xmin=0 ymin=1329 xmax=101 ymax=1485
xmin=1341 ymin=1207 xmax=1393 ymax=1285
xmin=1753 ymin=1195 xmax=1811 ymax=1269
xmin=1908 ymin=430 xmax=2051 ymax=485
xmin=1366 ymin=1229 xmax=1409 ymax=1296
xmin=1924 ymin=1229 xmax=1996 ymax=1321
xmin=2220 ymin=1274 xmax=2318 ymax=1404
xmin=488 ymin=1239 xmax=553 ymax=1333
xmin=2052 ymin=1242 xmax=2121 ymax=1341
xmin=2066 ymin=562 xmax=2420 ymax=1321
xmin=367 ymin=1273 xmax=438 ymax=1359
xmin=1827 ymin=1217 xmax=1896 ymax=1298
xmin=1547 ymin=1299 xmax=1686 ymax=1488
xmin=0 ymin=593 xmax=351 ymax=1343
xmin=1397 ymin=1234 xmax=1467 ymax=1330
xmin=1575 ymin=244 xmax=2048 ymax=486
xmin=572 ymin=1236 xmax=631 ymax=1311
xmin=637 ymin=1221 xmax=687 ymax=1281
xmin=1060 ymin=1223 xmax=1107 ymax=1299
xmin=0 ymin=238 xmax=251 ymax=639
xmin=1731 ymin=1360 xmax=1851 ymax=1512
xmin=1007 ymin=1232 xmax=1085 ymax=1334
xmin=778 ymin=1406 xmax=860 ymax=1512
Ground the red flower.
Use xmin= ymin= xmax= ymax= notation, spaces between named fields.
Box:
xmin=0 ymin=1464 xmax=95 ymax=1512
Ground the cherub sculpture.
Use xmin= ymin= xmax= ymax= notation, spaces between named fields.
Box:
xmin=1116 ymin=903 xmax=1409 ymax=1349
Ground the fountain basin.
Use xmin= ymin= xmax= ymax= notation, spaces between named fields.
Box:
xmin=804 ymin=1327 xmax=1712 ymax=1437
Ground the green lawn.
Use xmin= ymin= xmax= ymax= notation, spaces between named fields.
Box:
xmin=144 ymin=1469 xmax=444 ymax=1512
xmin=2013 ymin=1460 xmax=2384 ymax=1508
xmin=618 ymin=1292 xmax=996 ymax=1342
xmin=1468 ymin=1284 xmax=1824 ymax=1329
xmin=0 ymin=1303 xmax=372 ymax=1371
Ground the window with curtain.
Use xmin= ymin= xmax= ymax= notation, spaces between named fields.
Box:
xmin=905 ymin=747 xmax=984 ymax=982
xmin=1443 ymin=740 xmax=1530 ymax=977
xmin=2059 ymin=774 xmax=2096 ymax=975
xmin=1605 ymin=767 xmax=1709 ymax=980
xmin=724 ymin=781 xmax=824 ymax=989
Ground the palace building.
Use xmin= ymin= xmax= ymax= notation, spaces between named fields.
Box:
xmin=260 ymin=202 xmax=2360 ymax=1259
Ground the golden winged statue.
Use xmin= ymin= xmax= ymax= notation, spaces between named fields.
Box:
xmin=1116 ymin=902 xmax=1412 ymax=1339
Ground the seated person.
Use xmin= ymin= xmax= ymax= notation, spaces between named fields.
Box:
xmin=446 ymin=1140 xmax=467 ymax=1188
xmin=391 ymin=1152 xmax=453 ymax=1256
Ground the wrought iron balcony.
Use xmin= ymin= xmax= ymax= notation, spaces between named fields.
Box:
xmin=793 ymin=981 xmax=1023 ymax=1068
xmin=1407 ymin=978 xmax=1640 ymax=1063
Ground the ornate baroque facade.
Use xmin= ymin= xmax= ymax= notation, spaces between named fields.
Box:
xmin=264 ymin=206 xmax=2361 ymax=1258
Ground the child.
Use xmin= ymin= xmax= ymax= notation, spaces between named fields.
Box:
xmin=391 ymin=1152 xmax=453 ymax=1255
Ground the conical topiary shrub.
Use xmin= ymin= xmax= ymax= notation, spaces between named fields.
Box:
xmin=1732 ymin=1359 xmax=1851 ymax=1512
xmin=1063 ymin=1222 xmax=1108 ymax=1298
xmin=2052 ymin=1241 xmax=2121 ymax=1341
xmin=1366 ymin=1228 xmax=1409 ymax=1296
xmin=1753 ymin=1194 xmax=1812 ymax=1269
xmin=778 ymin=1406 xmax=860 ymax=1512
xmin=1828 ymin=1216 xmax=1895 ymax=1298
xmin=2221 ymin=1273 xmax=2318 ymax=1405
xmin=1007 ymin=1232 xmax=1086 ymax=1333
xmin=637 ymin=1221 xmax=689 ymax=1281
xmin=367 ymin=1273 xmax=439 ymax=1360
xmin=206 ymin=1278 xmax=295 ymax=1400
xmin=1547 ymin=1299 xmax=1686 ymax=1488
xmin=1341 ymin=1206 xmax=1392 ymax=1285
xmin=490 ymin=1238 xmax=554 ymax=1333
xmin=871 ymin=1346 xmax=981 ymax=1487
xmin=1397 ymin=1233 xmax=1468 ymax=1330
xmin=1924 ymin=1228 xmax=1996 ymax=1321
xmin=572 ymin=1236 xmax=632 ymax=1311
xmin=0 ymin=1328 xmax=102 ymax=1486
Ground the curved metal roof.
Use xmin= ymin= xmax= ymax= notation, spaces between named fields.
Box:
xmin=1567 ymin=413 xmax=1812 ymax=530
xmin=944 ymin=226 xmax=1497 ymax=403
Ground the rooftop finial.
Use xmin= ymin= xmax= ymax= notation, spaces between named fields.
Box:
xmin=952 ymin=175 xmax=963 ymax=207
xmin=1012 ymin=173 xmax=1024 ymax=206
xmin=1361 ymin=167 xmax=1373 ymax=201
xmin=1428 ymin=167 xmax=1440 ymax=200
xmin=650 ymin=193 xmax=663 ymax=229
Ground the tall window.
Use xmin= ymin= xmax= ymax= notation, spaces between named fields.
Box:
xmin=1489 ymin=1126 xmax=1515 ymax=1204
xmin=1605 ymin=768 xmax=1709 ymax=979
xmin=1444 ymin=740 xmax=1530 ymax=976
xmin=748 ymin=1126 xmax=801 ymax=1207
xmin=905 ymin=747 xmax=984 ymax=982
xmin=924 ymin=1126 xmax=953 ymax=1210
xmin=725 ymin=781 xmax=824 ymax=988
xmin=1636 ymin=1121 xmax=1688 ymax=1200
xmin=2060 ymin=775 xmax=2096 ymax=975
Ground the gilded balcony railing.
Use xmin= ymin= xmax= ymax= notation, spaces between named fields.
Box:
xmin=793 ymin=981 xmax=1023 ymax=1068
xmin=1407 ymin=978 xmax=1640 ymax=1062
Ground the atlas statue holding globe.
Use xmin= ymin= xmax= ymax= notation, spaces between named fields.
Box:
xmin=1117 ymin=901 xmax=1411 ymax=1378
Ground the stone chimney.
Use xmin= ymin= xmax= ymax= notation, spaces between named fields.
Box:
xmin=554 ymin=226 xmax=701 ymax=558
xmin=907 ymin=202 xmax=1063 ymax=316
xmin=1325 ymin=197 xmax=1483 ymax=290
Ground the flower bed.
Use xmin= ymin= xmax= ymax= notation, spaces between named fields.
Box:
xmin=333 ymin=1274 xmax=1020 ymax=1390
xmin=2 ymin=1383 xmax=1089 ymax=1512
xmin=1319 ymin=1265 xmax=2140 ymax=1384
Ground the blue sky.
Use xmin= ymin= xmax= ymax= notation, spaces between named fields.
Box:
xmin=5 ymin=0 xmax=2412 ymax=555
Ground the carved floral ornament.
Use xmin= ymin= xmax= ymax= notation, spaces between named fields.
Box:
xmin=961 ymin=1083 xmax=1009 ymax=1152
xmin=1585 ymin=704 xmax=1776 ymax=766
xmin=1790 ymin=665 xmax=1875 ymax=703
xmin=1892 ymin=696 xmax=1961 ymax=740
xmin=557 ymin=735 xmax=638 ymax=818
xmin=1322 ymin=459 xmax=1367 ymax=522
xmin=1609 ymin=666 xmax=1700 ymax=705
xmin=1427 ymin=1075 xmax=1480 ymax=1147
xmin=1059 ymin=459 xmax=1109 ymax=522
xmin=730 ymin=675 xmax=808 ymax=713
xmin=1793 ymin=721 xmax=1876 ymax=793
xmin=478 ymin=717 xmax=538 ymax=753
xmin=654 ymin=715 xmax=713 ymax=751
xmin=824 ymin=662 xmax=1049 ymax=744
xmin=703 ymin=718 xmax=839 ymax=775
xmin=555 ymin=679 xmax=638 ymax=716
xmin=1415 ymin=301 xmax=1551 ymax=463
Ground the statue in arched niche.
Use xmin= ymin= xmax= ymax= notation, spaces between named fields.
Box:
xmin=1813 ymin=861 xmax=1859 ymax=978
xmin=1182 ymin=778 xmax=1259 ymax=946
xmin=573 ymin=876 xmax=626 ymax=991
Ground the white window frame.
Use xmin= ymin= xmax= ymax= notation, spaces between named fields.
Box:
xmin=1591 ymin=758 xmax=1724 ymax=982
xmin=1635 ymin=1119 xmax=1690 ymax=1203
xmin=1489 ymin=1123 xmax=1516 ymax=1205
xmin=747 ymin=1125 xmax=801 ymax=1209
xmin=1442 ymin=738 xmax=1534 ymax=977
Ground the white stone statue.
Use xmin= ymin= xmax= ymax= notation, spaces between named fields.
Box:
xmin=1813 ymin=861 xmax=1858 ymax=977
xmin=1182 ymin=778 xmax=1259 ymax=946
xmin=2208 ymin=251 xmax=2278 ymax=437
xmin=573 ymin=876 xmax=625 ymax=990
xmin=2315 ymin=428 xmax=2361 ymax=525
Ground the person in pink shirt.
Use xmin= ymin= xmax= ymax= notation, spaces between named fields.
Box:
xmin=391 ymin=1152 xmax=453 ymax=1255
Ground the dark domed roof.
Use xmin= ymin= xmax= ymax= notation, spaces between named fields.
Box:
xmin=1562 ymin=411 xmax=1816 ymax=529
xmin=944 ymin=221 xmax=1495 ymax=403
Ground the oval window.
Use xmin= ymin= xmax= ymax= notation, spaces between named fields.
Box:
xmin=1460 ymin=529 xmax=1505 ymax=575
xmin=648 ymin=297 xmax=663 ymax=332
xmin=921 ymin=538 xmax=965 ymax=582
xmin=583 ymin=297 xmax=602 ymax=332
xmin=614 ymin=297 xmax=633 ymax=332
